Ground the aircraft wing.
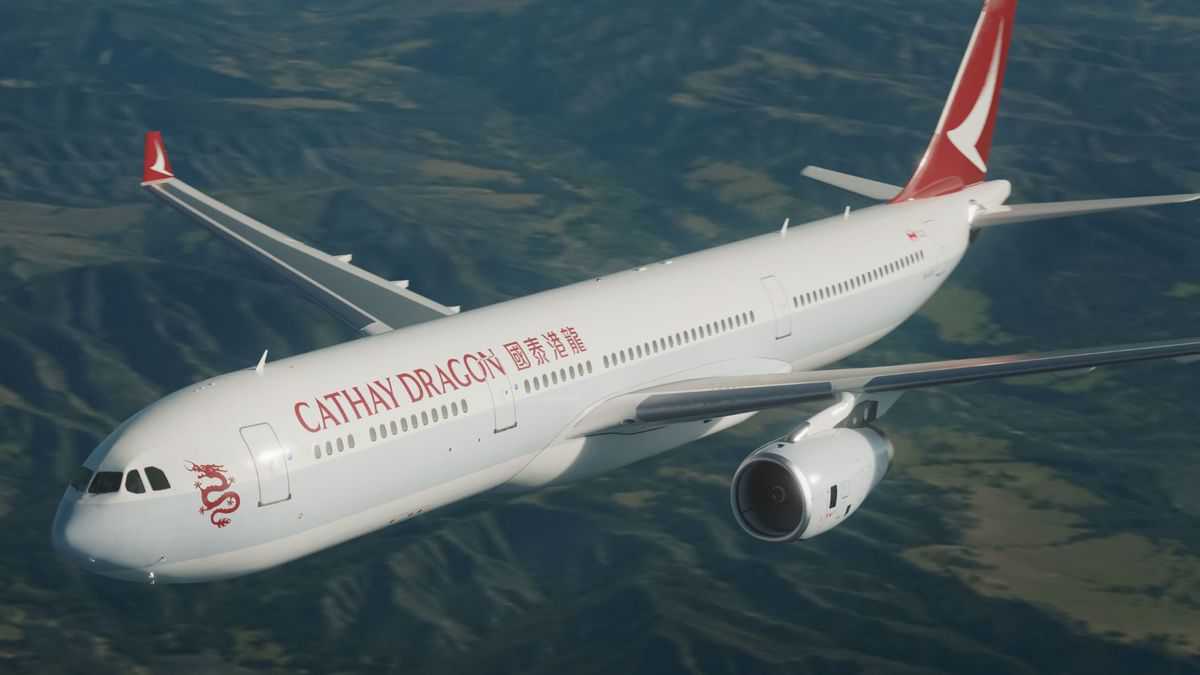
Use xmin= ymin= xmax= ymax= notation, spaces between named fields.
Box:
xmin=572 ymin=338 xmax=1200 ymax=434
xmin=139 ymin=132 xmax=458 ymax=336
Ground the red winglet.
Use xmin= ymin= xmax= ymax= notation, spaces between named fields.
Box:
xmin=892 ymin=0 xmax=1017 ymax=202
xmin=142 ymin=131 xmax=175 ymax=183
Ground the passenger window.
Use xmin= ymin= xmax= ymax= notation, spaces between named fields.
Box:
xmin=313 ymin=444 xmax=321 ymax=460
xmin=421 ymin=411 xmax=429 ymax=425
xmin=69 ymin=466 xmax=93 ymax=492
xmin=370 ymin=426 xmax=377 ymax=442
xmin=326 ymin=441 xmax=333 ymax=456
xmin=829 ymin=484 xmax=838 ymax=509
xmin=410 ymin=414 xmax=419 ymax=428
xmin=88 ymin=471 xmax=122 ymax=495
xmin=125 ymin=470 xmax=145 ymax=494
xmin=524 ymin=380 xmax=531 ymax=393
xmin=603 ymin=355 xmax=609 ymax=368
xmin=145 ymin=466 xmax=170 ymax=491
xmin=441 ymin=405 xmax=448 ymax=420
xmin=533 ymin=377 xmax=541 ymax=391
xmin=569 ymin=365 xmax=576 ymax=378
xmin=586 ymin=361 xmax=593 ymax=374
xmin=451 ymin=401 xmax=459 ymax=416
xmin=542 ymin=374 xmax=549 ymax=388
xmin=559 ymin=368 xmax=566 ymax=382
xmin=461 ymin=399 xmax=469 ymax=413
xmin=390 ymin=421 xmax=398 ymax=435
xmin=432 ymin=407 xmax=439 ymax=423
xmin=551 ymin=371 xmax=558 ymax=385
xmin=401 ymin=417 xmax=409 ymax=432
xmin=348 ymin=434 xmax=356 ymax=449
xmin=337 ymin=437 xmax=345 ymax=452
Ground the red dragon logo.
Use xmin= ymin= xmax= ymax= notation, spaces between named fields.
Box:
xmin=186 ymin=461 xmax=241 ymax=528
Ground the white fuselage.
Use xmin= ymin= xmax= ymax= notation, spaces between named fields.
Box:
xmin=52 ymin=181 xmax=1008 ymax=582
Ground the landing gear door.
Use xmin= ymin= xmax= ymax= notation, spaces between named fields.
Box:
xmin=760 ymin=275 xmax=792 ymax=339
xmin=239 ymin=423 xmax=291 ymax=506
xmin=486 ymin=374 xmax=518 ymax=433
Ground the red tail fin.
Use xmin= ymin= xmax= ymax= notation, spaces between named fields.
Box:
xmin=142 ymin=131 xmax=174 ymax=183
xmin=892 ymin=0 xmax=1017 ymax=201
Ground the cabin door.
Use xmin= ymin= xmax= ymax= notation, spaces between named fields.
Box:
xmin=760 ymin=275 xmax=793 ymax=339
xmin=487 ymin=373 xmax=518 ymax=433
xmin=239 ymin=423 xmax=292 ymax=506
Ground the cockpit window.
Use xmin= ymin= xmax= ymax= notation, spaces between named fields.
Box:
xmin=69 ymin=466 xmax=93 ymax=492
xmin=88 ymin=471 xmax=122 ymax=495
xmin=145 ymin=466 xmax=170 ymax=491
xmin=125 ymin=470 xmax=146 ymax=494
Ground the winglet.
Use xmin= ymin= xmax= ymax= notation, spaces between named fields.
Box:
xmin=142 ymin=131 xmax=175 ymax=184
xmin=892 ymin=0 xmax=1017 ymax=201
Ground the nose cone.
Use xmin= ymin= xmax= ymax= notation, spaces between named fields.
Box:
xmin=52 ymin=493 xmax=164 ymax=581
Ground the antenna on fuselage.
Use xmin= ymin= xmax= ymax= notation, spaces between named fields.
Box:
xmin=843 ymin=205 xmax=851 ymax=220
xmin=779 ymin=218 xmax=790 ymax=239
xmin=255 ymin=349 xmax=268 ymax=375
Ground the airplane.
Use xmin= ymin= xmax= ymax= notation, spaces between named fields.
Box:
xmin=53 ymin=0 xmax=1199 ymax=584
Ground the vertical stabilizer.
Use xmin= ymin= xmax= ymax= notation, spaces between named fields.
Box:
xmin=892 ymin=0 xmax=1017 ymax=201
xmin=142 ymin=131 xmax=174 ymax=184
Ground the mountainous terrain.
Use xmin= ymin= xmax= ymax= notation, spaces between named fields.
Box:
xmin=2 ymin=1 xmax=1199 ymax=673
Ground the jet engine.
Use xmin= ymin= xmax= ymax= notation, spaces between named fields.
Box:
xmin=730 ymin=427 xmax=893 ymax=542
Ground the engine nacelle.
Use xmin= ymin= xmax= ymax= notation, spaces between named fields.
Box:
xmin=730 ymin=427 xmax=893 ymax=542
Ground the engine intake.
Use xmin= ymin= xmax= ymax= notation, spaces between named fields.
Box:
xmin=731 ymin=427 xmax=893 ymax=542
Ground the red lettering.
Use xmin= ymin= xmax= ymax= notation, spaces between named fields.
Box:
xmin=414 ymin=368 xmax=442 ymax=399
xmin=480 ymin=349 xmax=506 ymax=377
xmin=316 ymin=399 xmax=341 ymax=428
xmin=373 ymin=377 xmax=399 ymax=407
xmin=294 ymin=401 xmax=321 ymax=433
xmin=398 ymin=372 xmax=424 ymax=403
xmin=446 ymin=358 xmax=474 ymax=387
xmin=525 ymin=336 xmax=548 ymax=365
xmin=544 ymin=331 xmax=568 ymax=359
xmin=504 ymin=342 xmax=531 ymax=370
xmin=323 ymin=391 xmax=350 ymax=424
xmin=436 ymin=364 xmax=460 ymax=392
xmin=463 ymin=354 xmax=488 ymax=383
xmin=367 ymin=381 xmax=393 ymax=412
xmin=561 ymin=326 xmax=587 ymax=354
xmin=344 ymin=387 xmax=372 ymax=419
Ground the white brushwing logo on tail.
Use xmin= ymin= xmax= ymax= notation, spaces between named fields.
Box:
xmin=151 ymin=140 xmax=173 ymax=177
xmin=946 ymin=22 xmax=1005 ymax=173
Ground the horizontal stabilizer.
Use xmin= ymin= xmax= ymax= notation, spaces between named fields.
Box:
xmin=975 ymin=192 xmax=1200 ymax=227
xmin=801 ymin=166 xmax=901 ymax=201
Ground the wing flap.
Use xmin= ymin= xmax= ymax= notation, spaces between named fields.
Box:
xmin=974 ymin=193 xmax=1200 ymax=227
xmin=574 ymin=338 xmax=1200 ymax=434
xmin=141 ymin=133 xmax=456 ymax=335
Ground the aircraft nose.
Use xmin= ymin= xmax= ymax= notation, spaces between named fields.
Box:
xmin=52 ymin=494 xmax=164 ymax=578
